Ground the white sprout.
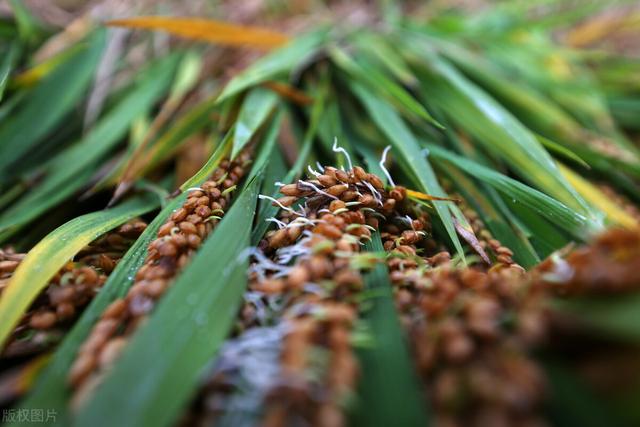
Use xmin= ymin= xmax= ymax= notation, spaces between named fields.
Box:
xmin=406 ymin=215 xmax=415 ymax=230
xmin=307 ymin=165 xmax=321 ymax=177
xmin=315 ymin=162 xmax=325 ymax=173
xmin=274 ymin=182 xmax=286 ymax=187
xmin=258 ymin=195 xmax=303 ymax=216
xmin=332 ymin=137 xmax=353 ymax=171
xmin=265 ymin=217 xmax=287 ymax=229
xmin=299 ymin=180 xmax=338 ymax=200
xmin=275 ymin=238 xmax=312 ymax=265
xmin=362 ymin=180 xmax=383 ymax=206
xmin=303 ymin=283 xmax=326 ymax=296
xmin=379 ymin=145 xmax=396 ymax=187
xmin=301 ymin=201 xmax=310 ymax=216
xmin=242 ymin=247 xmax=292 ymax=280
xmin=186 ymin=187 xmax=203 ymax=192
xmin=332 ymin=208 xmax=349 ymax=215
xmin=395 ymin=215 xmax=414 ymax=228
xmin=288 ymin=217 xmax=323 ymax=227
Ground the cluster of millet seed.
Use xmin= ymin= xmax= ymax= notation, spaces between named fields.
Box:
xmin=183 ymin=165 xmax=412 ymax=427
xmin=363 ymin=186 xmax=543 ymax=426
xmin=262 ymin=304 xmax=358 ymax=427
xmin=75 ymin=220 xmax=148 ymax=273
xmin=175 ymin=154 xmax=640 ymax=427
xmin=255 ymin=166 xmax=397 ymax=427
xmin=1 ymin=220 xmax=147 ymax=359
xmin=67 ymin=150 xmax=252 ymax=404
xmin=394 ymin=266 xmax=548 ymax=427
xmin=377 ymin=195 xmax=545 ymax=426
xmin=534 ymin=227 xmax=640 ymax=295
xmin=0 ymin=247 xmax=25 ymax=294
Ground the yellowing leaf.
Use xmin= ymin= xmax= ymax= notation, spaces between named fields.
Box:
xmin=406 ymin=188 xmax=459 ymax=202
xmin=559 ymin=164 xmax=637 ymax=229
xmin=107 ymin=16 xmax=289 ymax=49
xmin=567 ymin=12 xmax=640 ymax=48
xmin=16 ymin=355 xmax=51 ymax=393
xmin=263 ymin=81 xmax=313 ymax=105
xmin=0 ymin=196 xmax=157 ymax=348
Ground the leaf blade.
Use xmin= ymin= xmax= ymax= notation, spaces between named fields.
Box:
xmin=76 ymin=178 xmax=260 ymax=427
xmin=0 ymin=195 xmax=157 ymax=348
xmin=351 ymin=232 xmax=429 ymax=426
xmin=351 ymin=82 xmax=467 ymax=262
xmin=107 ymin=17 xmax=289 ymax=49
xmin=232 ymin=87 xmax=278 ymax=159
xmin=0 ymin=52 xmax=179 ymax=240
xmin=0 ymin=31 xmax=105 ymax=177
xmin=12 ymin=195 xmax=185 ymax=426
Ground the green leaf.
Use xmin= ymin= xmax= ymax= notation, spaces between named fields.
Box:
xmin=12 ymin=195 xmax=184 ymax=426
xmin=0 ymin=90 xmax=25 ymax=125
xmin=0 ymin=194 xmax=158 ymax=349
xmin=0 ymin=52 xmax=179 ymax=240
xmin=76 ymin=178 xmax=260 ymax=427
xmin=232 ymin=87 xmax=278 ymax=159
xmin=0 ymin=43 xmax=20 ymax=102
xmin=0 ymin=31 xmax=105 ymax=177
xmin=244 ymin=108 xmax=283 ymax=185
xmin=287 ymin=73 xmax=329 ymax=180
xmin=351 ymin=232 xmax=429 ymax=426
xmin=410 ymin=47 xmax=595 ymax=219
xmin=352 ymin=32 xmax=417 ymax=86
xmin=252 ymin=118 xmax=287 ymax=245
xmin=536 ymin=134 xmax=590 ymax=169
xmin=608 ymin=96 xmax=640 ymax=131
xmin=552 ymin=293 xmax=640 ymax=342
xmin=426 ymin=144 xmax=599 ymax=239
xmin=8 ymin=0 xmax=42 ymax=45
xmin=441 ymin=166 xmax=540 ymax=267
xmin=351 ymin=82 xmax=467 ymax=262
xmin=437 ymin=42 xmax=587 ymax=146
xmin=544 ymin=359 xmax=630 ymax=427
xmin=179 ymin=128 xmax=232 ymax=191
xmin=140 ymin=94 xmax=218 ymax=177
xmin=217 ymin=29 xmax=327 ymax=103
xmin=330 ymin=45 xmax=441 ymax=127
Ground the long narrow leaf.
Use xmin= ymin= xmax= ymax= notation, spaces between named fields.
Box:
xmin=0 ymin=53 xmax=179 ymax=240
xmin=217 ymin=29 xmax=327 ymax=103
xmin=426 ymin=144 xmax=601 ymax=238
xmin=409 ymin=46 xmax=595 ymax=219
xmin=351 ymin=232 xmax=429 ymax=426
xmin=352 ymin=82 xmax=467 ymax=262
xmin=0 ymin=31 xmax=105 ymax=177
xmin=76 ymin=178 xmax=260 ymax=427
xmin=558 ymin=163 xmax=637 ymax=229
xmin=107 ymin=17 xmax=289 ymax=49
xmin=0 ymin=194 xmax=157 ymax=348
xmin=232 ymin=87 xmax=278 ymax=159
xmin=12 ymin=195 xmax=186 ymax=426
xmin=0 ymin=43 xmax=20 ymax=101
